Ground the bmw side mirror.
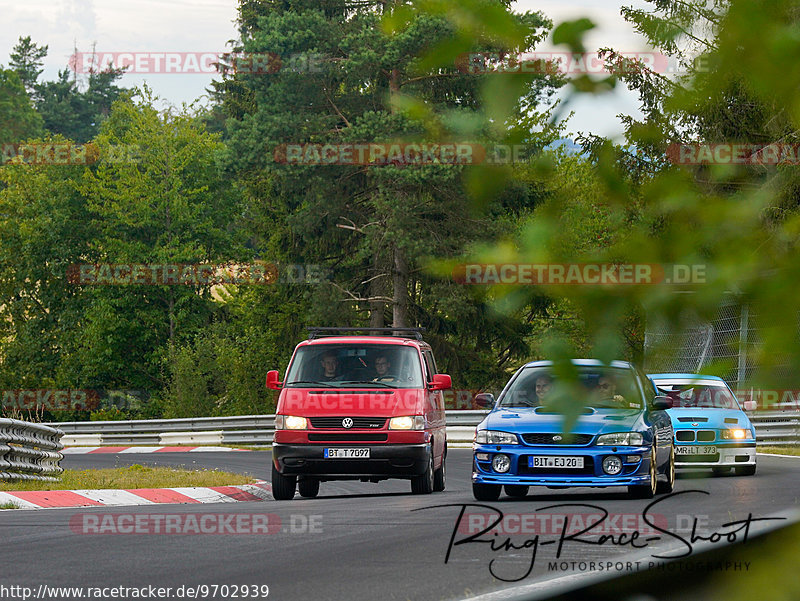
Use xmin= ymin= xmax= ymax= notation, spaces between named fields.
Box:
xmin=474 ymin=393 xmax=495 ymax=409
xmin=652 ymin=395 xmax=671 ymax=411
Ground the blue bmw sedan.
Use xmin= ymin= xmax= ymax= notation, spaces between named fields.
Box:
xmin=647 ymin=373 xmax=757 ymax=476
xmin=472 ymin=360 xmax=675 ymax=501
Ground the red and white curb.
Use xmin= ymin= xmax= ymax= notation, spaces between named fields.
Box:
xmin=62 ymin=446 xmax=250 ymax=454
xmin=0 ymin=481 xmax=272 ymax=510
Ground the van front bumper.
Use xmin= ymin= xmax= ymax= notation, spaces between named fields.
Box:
xmin=272 ymin=443 xmax=431 ymax=478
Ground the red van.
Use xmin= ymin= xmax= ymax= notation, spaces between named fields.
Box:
xmin=266 ymin=327 xmax=451 ymax=500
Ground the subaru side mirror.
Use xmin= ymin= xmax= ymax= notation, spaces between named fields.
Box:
xmin=652 ymin=395 xmax=671 ymax=410
xmin=474 ymin=393 xmax=495 ymax=409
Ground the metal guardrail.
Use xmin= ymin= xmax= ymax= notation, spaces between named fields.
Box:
xmin=0 ymin=419 xmax=64 ymax=481
xmin=749 ymin=411 xmax=800 ymax=445
xmin=48 ymin=410 xmax=800 ymax=447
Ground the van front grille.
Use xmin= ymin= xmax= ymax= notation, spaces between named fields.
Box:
xmin=307 ymin=433 xmax=388 ymax=442
xmin=309 ymin=417 xmax=386 ymax=429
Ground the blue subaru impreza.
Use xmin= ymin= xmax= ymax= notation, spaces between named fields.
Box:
xmin=647 ymin=373 xmax=757 ymax=476
xmin=472 ymin=360 xmax=675 ymax=501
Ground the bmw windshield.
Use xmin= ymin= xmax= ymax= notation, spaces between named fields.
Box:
xmin=652 ymin=380 xmax=740 ymax=409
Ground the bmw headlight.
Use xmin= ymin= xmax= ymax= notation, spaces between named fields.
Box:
xmin=275 ymin=415 xmax=307 ymax=430
xmin=596 ymin=432 xmax=643 ymax=446
xmin=475 ymin=430 xmax=519 ymax=445
xmin=722 ymin=429 xmax=747 ymax=440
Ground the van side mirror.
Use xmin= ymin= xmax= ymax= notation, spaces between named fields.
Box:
xmin=266 ymin=370 xmax=283 ymax=390
xmin=474 ymin=393 xmax=495 ymax=409
xmin=429 ymin=374 xmax=452 ymax=391
xmin=652 ymin=395 xmax=671 ymax=410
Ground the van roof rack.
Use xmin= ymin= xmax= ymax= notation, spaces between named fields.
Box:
xmin=306 ymin=327 xmax=426 ymax=340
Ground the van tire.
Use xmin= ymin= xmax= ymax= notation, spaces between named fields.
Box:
xmin=271 ymin=463 xmax=296 ymax=500
xmin=298 ymin=478 xmax=320 ymax=498
xmin=433 ymin=446 xmax=446 ymax=492
xmin=411 ymin=444 xmax=435 ymax=494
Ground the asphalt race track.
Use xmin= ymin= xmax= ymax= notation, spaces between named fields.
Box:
xmin=1 ymin=450 xmax=798 ymax=601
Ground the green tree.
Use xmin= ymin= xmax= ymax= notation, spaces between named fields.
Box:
xmin=215 ymin=0 xmax=559 ymax=324
xmin=9 ymin=36 xmax=48 ymax=95
xmin=0 ymin=135 xmax=95 ymax=393
xmin=0 ymin=69 xmax=43 ymax=143
xmin=77 ymin=88 xmax=240 ymax=392
xmin=200 ymin=0 xmax=565 ymax=394
xmin=35 ymin=67 xmax=127 ymax=144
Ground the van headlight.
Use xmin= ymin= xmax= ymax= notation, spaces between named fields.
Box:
xmin=389 ymin=416 xmax=425 ymax=430
xmin=475 ymin=430 xmax=519 ymax=445
xmin=596 ymin=432 xmax=643 ymax=446
xmin=275 ymin=415 xmax=307 ymax=430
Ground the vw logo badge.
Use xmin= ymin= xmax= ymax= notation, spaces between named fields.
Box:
xmin=342 ymin=417 xmax=354 ymax=429
xmin=552 ymin=435 xmax=562 ymax=441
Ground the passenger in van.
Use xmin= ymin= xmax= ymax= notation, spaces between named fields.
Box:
xmin=372 ymin=354 xmax=393 ymax=381
xmin=320 ymin=351 xmax=342 ymax=381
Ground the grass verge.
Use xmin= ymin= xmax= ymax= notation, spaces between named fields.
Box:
xmin=0 ymin=502 xmax=21 ymax=510
xmin=758 ymin=446 xmax=800 ymax=456
xmin=0 ymin=464 xmax=257 ymax=492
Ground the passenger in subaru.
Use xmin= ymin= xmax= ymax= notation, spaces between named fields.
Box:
xmin=319 ymin=351 xmax=341 ymax=381
xmin=534 ymin=374 xmax=553 ymax=403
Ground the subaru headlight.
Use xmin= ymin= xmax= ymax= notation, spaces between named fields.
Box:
xmin=275 ymin=415 xmax=307 ymax=430
xmin=475 ymin=430 xmax=519 ymax=445
xmin=596 ymin=432 xmax=643 ymax=446
xmin=388 ymin=416 xmax=425 ymax=430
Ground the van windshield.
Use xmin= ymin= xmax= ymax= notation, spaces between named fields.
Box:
xmin=284 ymin=344 xmax=425 ymax=389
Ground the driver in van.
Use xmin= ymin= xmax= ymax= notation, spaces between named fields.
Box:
xmin=319 ymin=351 xmax=341 ymax=381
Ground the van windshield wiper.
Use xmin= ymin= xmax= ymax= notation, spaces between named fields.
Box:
xmin=284 ymin=380 xmax=336 ymax=387
xmin=337 ymin=380 xmax=398 ymax=389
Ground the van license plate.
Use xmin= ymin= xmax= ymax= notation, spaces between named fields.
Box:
xmin=324 ymin=448 xmax=370 ymax=459
xmin=529 ymin=456 xmax=583 ymax=468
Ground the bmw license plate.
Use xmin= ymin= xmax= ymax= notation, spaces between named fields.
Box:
xmin=529 ymin=456 xmax=583 ymax=468
xmin=675 ymin=446 xmax=717 ymax=455
xmin=324 ymin=448 xmax=370 ymax=459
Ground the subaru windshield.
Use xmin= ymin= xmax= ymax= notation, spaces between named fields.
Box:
xmin=498 ymin=366 xmax=644 ymax=410
xmin=283 ymin=344 xmax=425 ymax=389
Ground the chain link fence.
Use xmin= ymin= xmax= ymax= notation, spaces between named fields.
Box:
xmin=644 ymin=298 xmax=760 ymax=389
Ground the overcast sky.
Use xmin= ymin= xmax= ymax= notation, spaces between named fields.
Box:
xmin=0 ymin=0 xmax=652 ymax=139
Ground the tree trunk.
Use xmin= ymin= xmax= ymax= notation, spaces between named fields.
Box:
xmin=392 ymin=245 xmax=408 ymax=328
xmin=369 ymin=251 xmax=385 ymax=332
